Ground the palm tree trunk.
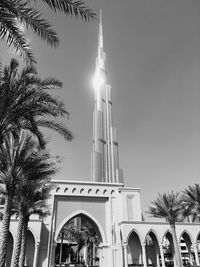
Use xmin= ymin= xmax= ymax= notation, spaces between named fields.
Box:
xmin=0 ymin=195 xmax=13 ymax=267
xmin=170 ymin=223 xmax=182 ymax=267
xmin=19 ymin=219 xmax=28 ymax=267
xmin=11 ymin=213 xmax=26 ymax=267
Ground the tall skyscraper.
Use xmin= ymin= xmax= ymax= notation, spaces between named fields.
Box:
xmin=91 ymin=13 xmax=123 ymax=184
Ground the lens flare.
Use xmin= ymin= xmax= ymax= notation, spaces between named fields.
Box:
xmin=92 ymin=69 xmax=104 ymax=90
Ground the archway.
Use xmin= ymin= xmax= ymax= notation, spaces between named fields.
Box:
xmin=162 ymin=232 xmax=174 ymax=267
xmin=6 ymin=231 xmax=13 ymax=267
xmin=55 ymin=213 xmax=102 ymax=266
xmin=127 ymin=231 xmax=143 ymax=266
xmin=196 ymin=232 xmax=200 ymax=265
xmin=24 ymin=230 xmax=35 ymax=267
xmin=145 ymin=231 xmax=160 ymax=266
xmin=180 ymin=232 xmax=194 ymax=266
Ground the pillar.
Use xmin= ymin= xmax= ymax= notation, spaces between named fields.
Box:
xmin=160 ymin=245 xmax=166 ymax=267
xmin=187 ymin=246 xmax=193 ymax=265
xmin=194 ymin=243 xmax=200 ymax=266
xmin=83 ymin=246 xmax=88 ymax=265
xmin=49 ymin=242 xmax=57 ymax=267
xmin=177 ymin=242 xmax=183 ymax=267
xmin=33 ymin=242 xmax=40 ymax=267
xmin=156 ymin=246 xmax=161 ymax=267
xmin=123 ymin=242 xmax=128 ymax=267
xmin=99 ymin=244 xmax=103 ymax=267
xmin=99 ymin=244 xmax=109 ymax=267
xmin=142 ymin=242 xmax=147 ymax=267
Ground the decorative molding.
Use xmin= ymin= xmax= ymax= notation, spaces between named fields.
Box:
xmin=118 ymin=221 xmax=200 ymax=226
xmin=51 ymin=179 xmax=123 ymax=187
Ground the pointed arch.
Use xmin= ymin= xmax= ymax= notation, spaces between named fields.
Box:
xmin=27 ymin=226 xmax=38 ymax=243
xmin=196 ymin=231 xmax=200 ymax=244
xmin=127 ymin=229 xmax=143 ymax=244
xmin=145 ymin=229 xmax=160 ymax=266
xmin=179 ymin=230 xmax=193 ymax=244
xmin=145 ymin=229 xmax=160 ymax=244
xmin=127 ymin=229 xmax=143 ymax=265
xmin=162 ymin=229 xmax=172 ymax=244
xmin=54 ymin=209 xmax=107 ymax=244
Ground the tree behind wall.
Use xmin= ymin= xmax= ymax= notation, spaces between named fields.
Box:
xmin=146 ymin=191 xmax=183 ymax=267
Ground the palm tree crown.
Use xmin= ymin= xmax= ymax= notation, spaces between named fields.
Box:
xmin=0 ymin=58 xmax=73 ymax=147
xmin=12 ymin=168 xmax=56 ymax=267
xmin=0 ymin=131 xmax=56 ymax=267
xmin=17 ymin=179 xmax=53 ymax=267
xmin=147 ymin=191 xmax=182 ymax=224
xmin=0 ymin=0 xmax=96 ymax=62
xmin=147 ymin=191 xmax=183 ymax=267
xmin=181 ymin=184 xmax=200 ymax=222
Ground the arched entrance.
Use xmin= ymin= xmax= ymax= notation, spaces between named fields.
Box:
xmin=127 ymin=231 xmax=143 ymax=266
xmin=145 ymin=231 xmax=160 ymax=266
xmin=162 ymin=232 xmax=174 ymax=267
xmin=196 ymin=232 xmax=200 ymax=264
xmin=180 ymin=232 xmax=194 ymax=266
xmin=55 ymin=213 xmax=102 ymax=266
xmin=24 ymin=230 xmax=35 ymax=267
xmin=6 ymin=231 xmax=13 ymax=267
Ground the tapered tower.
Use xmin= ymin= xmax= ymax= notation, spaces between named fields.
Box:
xmin=91 ymin=12 xmax=123 ymax=184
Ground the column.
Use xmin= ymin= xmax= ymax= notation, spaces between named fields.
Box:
xmin=33 ymin=242 xmax=40 ymax=267
xmin=83 ymin=246 xmax=88 ymax=265
xmin=142 ymin=242 xmax=147 ymax=267
xmin=187 ymin=246 xmax=193 ymax=265
xmin=160 ymin=245 xmax=166 ymax=267
xmin=156 ymin=246 xmax=161 ymax=267
xmin=99 ymin=244 xmax=103 ymax=267
xmin=177 ymin=242 xmax=183 ymax=267
xmin=49 ymin=242 xmax=57 ymax=267
xmin=194 ymin=243 xmax=200 ymax=266
xmin=99 ymin=244 xmax=109 ymax=267
xmin=123 ymin=242 xmax=128 ymax=267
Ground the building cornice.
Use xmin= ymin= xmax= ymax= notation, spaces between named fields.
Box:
xmin=118 ymin=220 xmax=200 ymax=226
xmin=119 ymin=187 xmax=141 ymax=192
xmin=51 ymin=179 xmax=124 ymax=188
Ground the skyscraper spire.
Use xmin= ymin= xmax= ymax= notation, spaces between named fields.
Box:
xmin=91 ymin=12 xmax=123 ymax=184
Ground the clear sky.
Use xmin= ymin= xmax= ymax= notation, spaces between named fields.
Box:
xmin=1 ymin=0 xmax=200 ymax=218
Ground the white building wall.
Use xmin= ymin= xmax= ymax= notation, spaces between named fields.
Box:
xmin=2 ymin=181 xmax=200 ymax=267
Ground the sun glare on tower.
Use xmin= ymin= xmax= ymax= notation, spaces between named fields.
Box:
xmin=92 ymin=69 xmax=105 ymax=90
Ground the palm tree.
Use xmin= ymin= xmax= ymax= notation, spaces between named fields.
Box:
xmin=146 ymin=191 xmax=183 ymax=267
xmin=57 ymin=222 xmax=75 ymax=266
xmin=59 ymin=223 xmax=86 ymax=264
xmin=0 ymin=0 xmax=96 ymax=63
xmin=83 ymin=224 xmax=101 ymax=265
xmin=12 ymin=179 xmax=55 ymax=267
xmin=72 ymin=230 xmax=86 ymax=263
xmin=181 ymin=184 xmax=200 ymax=222
xmin=0 ymin=131 xmax=56 ymax=267
xmin=0 ymin=58 xmax=73 ymax=147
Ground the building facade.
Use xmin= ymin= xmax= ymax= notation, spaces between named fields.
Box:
xmin=2 ymin=15 xmax=200 ymax=267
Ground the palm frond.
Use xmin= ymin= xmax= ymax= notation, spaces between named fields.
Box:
xmin=0 ymin=58 xmax=72 ymax=147
xmin=16 ymin=6 xmax=59 ymax=47
xmin=146 ymin=191 xmax=182 ymax=224
xmin=40 ymin=0 xmax=96 ymax=21
xmin=0 ymin=11 xmax=35 ymax=63
xmin=0 ymin=0 xmax=96 ymax=63
xmin=37 ymin=119 xmax=73 ymax=141
xmin=181 ymin=184 xmax=200 ymax=222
